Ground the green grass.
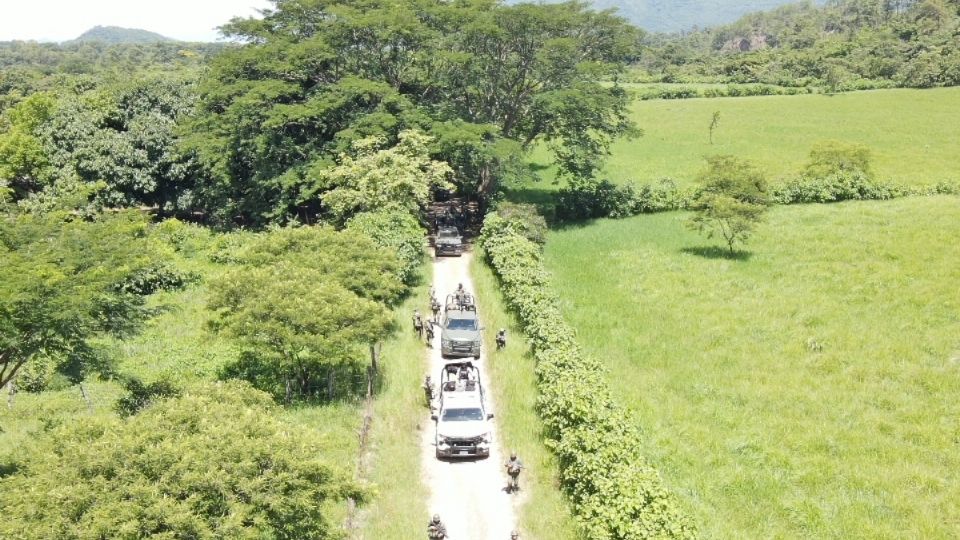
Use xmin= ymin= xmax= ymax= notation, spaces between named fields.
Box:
xmin=543 ymin=196 xmax=960 ymax=538
xmin=471 ymin=253 xmax=579 ymax=540
xmin=525 ymin=87 xmax=960 ymax=191
xmin=356 ymin=266 xmax=430 ymax=539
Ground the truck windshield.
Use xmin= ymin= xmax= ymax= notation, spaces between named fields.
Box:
xmin=439 ymin=231 xmax=459 ymax=239
xmin=442 ymin=407 xmax=485 ymax=421
xmin=446 ymin=318 xmax=477 ymax=331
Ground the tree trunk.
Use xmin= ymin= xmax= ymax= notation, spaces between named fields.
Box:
xmin=369 ymin=343 xmax=381 ymax=373
xmin=327 ymin=370 xmax=335 ymax=401
xmin=285 ymin=378 xmax=292 ymax=405
xmin=6 ymin=380 xmax=15 ymax=409
xmin=79 ymin=383 xmax=94 ymax=412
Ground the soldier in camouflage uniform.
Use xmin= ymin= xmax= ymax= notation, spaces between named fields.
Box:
xmin=425 ymin=322 xmax=435 ymax=346
xmin=413 ymin=309 xmax=424 ymax=337
xmin=423 ymin=375 xmax=434 ymax=406
xmin=496 ymin=328 xmax=507 ymax=350
xmin=505 ymin=451 xmax=524 ymax=493
xmin=427 ymin=514 xmax=447 ymax=539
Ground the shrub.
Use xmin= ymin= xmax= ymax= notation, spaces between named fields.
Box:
xmin=346 ymin=210 xmax=425 ymax=285
xmin=492 ymin=202 xmax=549 ymax=246
xmin=114 ymin=377 xmax=181 ymax=417
xmin=115 ymin=262 xmax=198 ymax=296
xmin=803 ymin=140 xmax=874 ymax=180
xmin=773 ymin=171 xmax=902 ymax=204
xmin=0 ymin=382 xmax=362 ymax=539
xmin=150 ymin=218 xmax=211 ymax=254
xmin=687 ymin=155 xmax=770 ymax=253
xmin=479 ymin=213 xmax=697 ymax=539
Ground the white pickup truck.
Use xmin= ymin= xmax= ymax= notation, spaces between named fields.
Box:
xmin=431 ymin=362 xmax=493 ymax=459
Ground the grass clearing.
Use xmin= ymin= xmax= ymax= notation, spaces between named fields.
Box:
xmin=356 ymin=264 xmax=430 ymax=539
xmin=523 ymin=87 xmax=960 ymax=192
xmin=543 ymin=196 xmax=960 ymax=538
xmin=471 ymin=251 xmax=579 ymax=540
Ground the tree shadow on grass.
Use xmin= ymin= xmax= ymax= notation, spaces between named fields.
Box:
xmin=681 ymin=246 xmax=753 ymax=261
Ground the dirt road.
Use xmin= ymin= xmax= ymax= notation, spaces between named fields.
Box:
xmin=419 ymin=252 xmax=520 ymax=540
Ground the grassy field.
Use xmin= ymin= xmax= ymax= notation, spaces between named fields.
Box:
xmin=357 ymin=266 xmax=429 ymax=539
xmin=471 ymin=253 xmax=579 ymax=540
xmin=524 ymin=87 xmax=960 ymax=192
xmin=543 ymin=196 xmax=960 ymax=538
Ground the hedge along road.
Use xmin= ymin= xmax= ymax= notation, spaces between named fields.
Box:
xmin=419 ymin=251 xmax=521 ymax=539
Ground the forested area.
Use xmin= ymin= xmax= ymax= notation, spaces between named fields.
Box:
xmin=0 ymin=0 xmax=639 ymax=537
xmin=2 ymin=0 xmax=959 ymax=537
xmin=639 ymin=0 xmax=960 ymax=89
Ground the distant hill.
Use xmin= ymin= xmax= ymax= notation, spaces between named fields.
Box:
xmin=507 ymin=0 xmax=820 ymax=33
xmin=68 ymin=26 xmax=174 ymax=44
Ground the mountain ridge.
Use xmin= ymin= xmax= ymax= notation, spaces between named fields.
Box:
xmin=508 ymin=0 xmax=818 ymax=33
xmin=67 ymin=26 xmax=175 ymax=44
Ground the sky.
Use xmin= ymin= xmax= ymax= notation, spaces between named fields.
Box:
xmin=0 ymin=0 xmax=273 ymax=42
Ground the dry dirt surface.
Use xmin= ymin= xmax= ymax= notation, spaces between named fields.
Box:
xmin=419 ymin=252 xmax=521 ymax=540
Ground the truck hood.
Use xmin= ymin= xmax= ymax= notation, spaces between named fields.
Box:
xmin=442 ymin=328 xmax=480 ymax=341
xmin=437 ymin=421 xmax=489 ymax=439
xmin=436 ymin=237 xmax=462 ymax=245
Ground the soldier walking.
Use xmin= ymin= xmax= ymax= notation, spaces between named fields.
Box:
xmin=431 ymin=298 xmax=441 ymax=324
xmin=425 ymin=322 xmax=435 ymax=346
xmin=496 ymin=328 xmax=507 ymax=350
xmin=423 ymin=375 xmax=434 ymax=407
xmin=427 ymin=514 xmax=447 ymax=540
xmin=505 ymin=451 xmax=524 ymax=493
xmin=413 ymin=309 xmax=424 ymax=338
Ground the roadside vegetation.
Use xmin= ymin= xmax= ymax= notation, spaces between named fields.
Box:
xmin=470 ymin=254 xmax=579 ymax=540
xmin=543 ymin=196 xmax=960 ymax=538
xmin=2 ymin=0 xmax=959 ymax=537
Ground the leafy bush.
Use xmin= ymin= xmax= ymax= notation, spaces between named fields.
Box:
xmin=773 ymin=171 xmax=903 ymax=204
xmin=557 ymin=178 xmax=691 ymax=221
xmin=0 ymin=382 xmax=362 ymax=539
xmin=207 ymin=230 xmax=257 ymax=264
xmin=479 ymin=213 xmax=697 ymax=539
xmin=556 ymin=178 xmax=635 ymax=220
xmin=493 ymin=202 xmax=549 ymax=245
xmin=150 ymin=217 xmax=211 ymax=255
xmin=346 ymin=210 xmax=425 ymax=285
xmin=115 ymin=262 xmax=198 ymax=296
xmin=803 ymin=140 xmax=874 ymax=180
xmin=114 ymin=377 xmax=180 ymax=417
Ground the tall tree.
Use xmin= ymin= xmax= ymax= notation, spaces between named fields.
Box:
xmin=0 ymin=210 xmax=162 ymax=390
xmin=186 ymin=0 xmax=639 ymax=225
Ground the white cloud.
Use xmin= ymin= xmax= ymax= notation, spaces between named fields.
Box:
xmin=0 ymin=0 xmax=273 ymax=42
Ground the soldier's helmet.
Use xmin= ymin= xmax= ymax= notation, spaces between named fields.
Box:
xmin=499 ymin=328 xmax=506 ymax=333
xmin=432 ymin=514 xmax=441 ymax=524
xmin=510 ymin=451 xmax=517 ymax=460
xmin=511 ymin=531 xmax=520 ymax=539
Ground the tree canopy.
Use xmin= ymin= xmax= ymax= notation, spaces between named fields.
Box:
xmin=0 ymin=382 xmax=359 ymax=539
xmin=186 ymin=0 xmax=639 ymax=225
xmin=688 ymin=155 xmax=770 ymax=254
xmin=0 ymin=210 xmax=166 ymax=390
